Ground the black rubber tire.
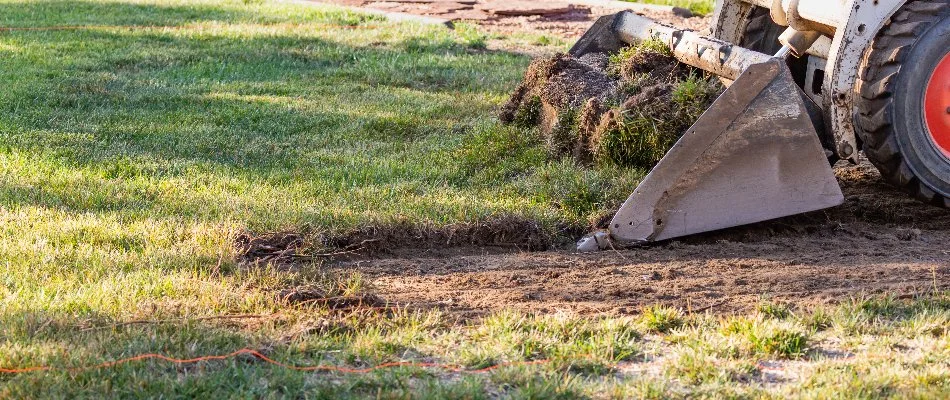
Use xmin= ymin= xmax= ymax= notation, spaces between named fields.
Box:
xmin=856 ymin=0 xmax=950 ymax=208
xmin=737 ymin=6 xmax=785 ymax=56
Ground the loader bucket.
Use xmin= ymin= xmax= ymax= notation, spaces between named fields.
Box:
xmin=609 ymin=58 xmax=844 ymax=243
xmin=562 ymin=11 xmax=847 ymax=245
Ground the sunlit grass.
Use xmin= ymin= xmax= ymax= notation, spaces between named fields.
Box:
xmin=0 ymin=0 xmax=633 ymax=320
xmin=1 ymin=0 xmax=948 ymax=397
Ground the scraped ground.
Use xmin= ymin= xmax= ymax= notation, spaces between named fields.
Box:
xmin=311 ymin=0 xmax=712 ymax=38
xmin=338 ymin=160 xmax=950 ymax=316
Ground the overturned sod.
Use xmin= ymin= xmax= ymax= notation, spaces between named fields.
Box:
xmin=501 ymin=40 xmax=722 ymax=169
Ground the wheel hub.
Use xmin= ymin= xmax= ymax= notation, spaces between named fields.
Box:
xmin=924 ymin=51 xmax=950 ymax=159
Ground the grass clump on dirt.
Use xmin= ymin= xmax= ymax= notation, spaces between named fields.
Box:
xmin=500 ymin=39 xmax=722 ymax=170
xmin=757 ymin=299 xmax=794 ymax=319
xmin=624 ymin=0 xmax=716 ymax=16
xmin=721 ymin=317 xmax=809 ymax=359
xmin=455 ymin=312 xmax=641 ymax=374
xmin=640 ymin=305 xmax=685 ymax=333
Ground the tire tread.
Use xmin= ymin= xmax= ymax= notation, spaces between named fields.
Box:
xmin=855 ymin=0 xmax=950 ymax=207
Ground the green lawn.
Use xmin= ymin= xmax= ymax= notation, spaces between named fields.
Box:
xmin=0 ymin=0 xmax=639 ymax=323
xmin=1 ymin=0 xmax=948 ymax=398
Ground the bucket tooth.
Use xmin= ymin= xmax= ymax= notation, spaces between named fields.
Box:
xmin=609 ymin=59 xmax=844 ymax=243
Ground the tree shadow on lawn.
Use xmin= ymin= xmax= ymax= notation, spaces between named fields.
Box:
xmin=0 ymin=5 xmax=556 ymax=231
xmin=0 ymin=0 xmax=528 ymax=171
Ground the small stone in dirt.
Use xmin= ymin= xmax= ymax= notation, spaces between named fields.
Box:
xmin=895 ymin=228 xmax=922 ymax=241
xmin=576 ymin=230 xmax=611 ymax=252
xmin=642 ymin=270 xmax=662 ymax=281
xmin=662 ymin=269 xmax=681 ymax=280
xmin=671 ymin=7 xmax=694 ymax=18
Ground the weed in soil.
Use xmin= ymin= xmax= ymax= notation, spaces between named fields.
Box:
xmin=501 ymin=39 xmax=722 ymax=169
xmin=640 ymin=305 xmax=684 ymax=333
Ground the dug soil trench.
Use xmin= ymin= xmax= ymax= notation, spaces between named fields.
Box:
xmin=331 ymin=161 xmax=950 ymax=316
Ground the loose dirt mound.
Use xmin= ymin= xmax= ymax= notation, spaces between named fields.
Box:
xmin=500 ymin=44 xmax=722 ymax=168
xmin=333 ymin=161 xmax=950 ymax=317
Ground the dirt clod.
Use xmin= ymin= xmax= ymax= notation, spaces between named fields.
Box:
xmin=236 ymin=232 xmax=310 ymax=265
xmin=327 ymin=216 xmax=564 ymax=255
xmin=277 ymin=287 xmax=385 ymax=309
xmin=500 ymin=53 xmax=616 ymax=129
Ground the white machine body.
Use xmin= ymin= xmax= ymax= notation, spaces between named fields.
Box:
xmin=712 ymin=0 xmax=909 ymax=161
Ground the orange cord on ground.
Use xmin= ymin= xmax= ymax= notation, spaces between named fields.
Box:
xmin=0 ymin=349 xmax=551 ymax=375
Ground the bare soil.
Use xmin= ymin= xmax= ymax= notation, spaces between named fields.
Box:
xmin=331 ymin=161 xmax=950 ymax=316
xmin=309 ymin=0 xmax=711 ymax=38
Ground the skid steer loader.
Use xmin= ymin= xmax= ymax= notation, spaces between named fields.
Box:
xmin=575 ymin=0 xmax=950 ymax=249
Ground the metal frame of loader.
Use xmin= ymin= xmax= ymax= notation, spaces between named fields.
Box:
xmin=573 ymin=0 xmax=949 ymax=249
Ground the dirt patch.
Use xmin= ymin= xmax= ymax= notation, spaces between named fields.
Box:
xmin=309 ymin=0 xmax=711 ymax=39
xmin=331 ymin=160 xmax=950 ymax=317
xmin=501 ymin=43 xmax=722 ymax=167
xmin=236 ymin=216 xmax=580 ymax=265
xmin=236 ymin=231 xmax=315 ymax=266
xmin=276 ymin=287 xmax=385 ymax=309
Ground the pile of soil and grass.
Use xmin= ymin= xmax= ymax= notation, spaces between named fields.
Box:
xmin=500 ymin=40 xmax=723 ymax=169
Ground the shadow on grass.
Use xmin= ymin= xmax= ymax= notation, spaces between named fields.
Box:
xmin=0 ymin=0 xmax=577 ymax=235
xmin=0 ymin=0 xmax=528 ymax=160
